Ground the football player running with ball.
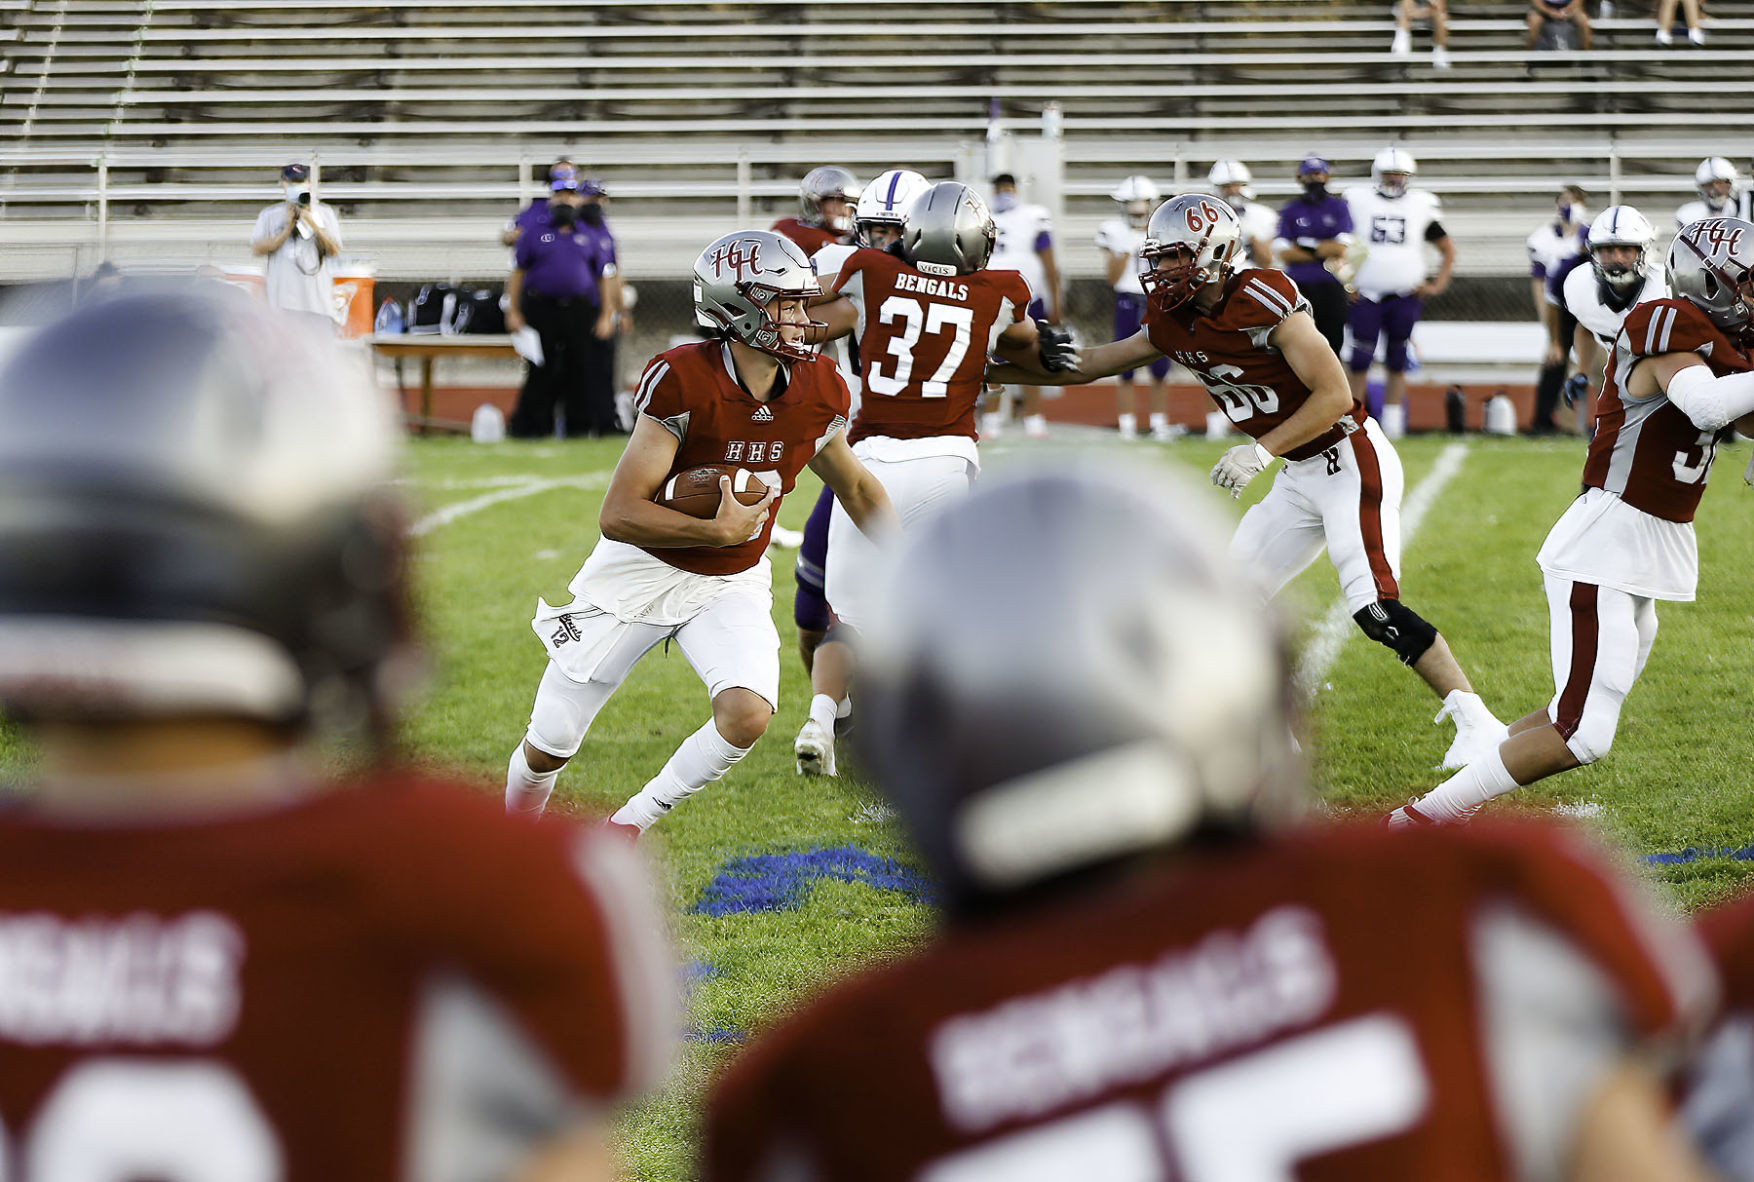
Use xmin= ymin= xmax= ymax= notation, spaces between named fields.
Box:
xmin=788 ymin=181 xmax=1075 ymax=776
xmin=504 ymin=230 xmax=896 ymax=831
xmin=1391 ymin=218 xmax=1754 ymax=826
xmin=705 ymin=463 xmax=1718 ymax=1182
xmin=996 ymin=195 xmax=1503 ymax=768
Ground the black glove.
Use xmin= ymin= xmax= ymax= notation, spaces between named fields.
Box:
xmin=1036 ymin=319 xmax=1077 ymax=373
xmin=1562 ymin=372 xmax=1589 ymax=408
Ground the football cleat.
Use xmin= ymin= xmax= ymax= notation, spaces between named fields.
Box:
xmin=1435 ymin=690 xmax=1509 ymax=771
xmin=1384 ymin=798 xmax=1438 ymax=829
xmin=795 ymin=718 xmax=837 ymax=777
xmin=770 ymin=525 xmax=805 ymax=549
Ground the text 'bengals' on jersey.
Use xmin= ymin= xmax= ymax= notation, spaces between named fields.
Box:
xmin=632 ymin=340 xmax=851 ymax=576
xmin=703 ymin=822 xmax=1715 ymax=1182
xmin=1144 ymin=268 xmax=1365 ymax=461
xmin=830 ymin=246 xmax=1032 ymax=444
xmin=1593 ymin=297 xmax=1754 ymax=522
xmin=0 ymin=776 xmax=672 ymax=1181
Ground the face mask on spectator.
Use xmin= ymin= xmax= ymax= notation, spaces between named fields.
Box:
xmin=577 ymin=204 xmax=605 ymax=227
xmin=549 ymin=203 xmax=577 ymax=228
xmin=1302 ymin=180 xmax=1328 ymax=199
xmin=990 ymin=191 xmax=1018 ymax=213
xmin=284 ymin=184 xmax=310 ymax=202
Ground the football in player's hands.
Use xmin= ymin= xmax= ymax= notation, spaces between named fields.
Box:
xmin=656 ymin=465 xmax=769 ymax=519
xmin=1036 ymin=320 xmax=1078 ymax=373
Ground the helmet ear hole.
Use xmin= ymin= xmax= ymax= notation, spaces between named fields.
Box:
xmin=1703 ymin=272 xmax=1721 ymax=299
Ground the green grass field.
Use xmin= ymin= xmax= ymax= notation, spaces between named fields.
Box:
xmin=3 ymin=428 xmax=1750 ymax=1178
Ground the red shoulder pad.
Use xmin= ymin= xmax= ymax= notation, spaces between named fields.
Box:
xmin=1223 ymin=269 xmax=1308 ymax=331
xmin=633 ymin=344 xmax=703 ymax=422
xmin=997 ymin=270 xmax=1034 ymax=318
xmin=1701 ymin=895 xmax=1754 ymax=1009
xmin=1621 ymin=299 xmax=1722 ymax=358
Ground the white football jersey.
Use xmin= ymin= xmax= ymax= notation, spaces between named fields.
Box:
xmin=1236 ymin=201 xmax=1280 ymax=265
xmin=1094 ymin=218 xmax=1148 ymax=295
xmin=1675 ymin=198 xmax=1740 ymax=230
xmin=1563 ymin=264 xmax=1669 ymax=348
xmin=990 ymin=201 xmax=1053 ymax=301
xmin=1344 ymin=186 xmax=1444 ymax=299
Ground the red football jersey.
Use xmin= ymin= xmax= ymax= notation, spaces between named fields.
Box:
xmin=770 ymin=217 xmax=844 ymax=258
xmin=705 ymin=822 xmax=1713 ymax=1182
xmin=1701 ymin=894 xmax=1754 ymax=1010
xmin=1144 ymin=269 xmax=1364 ymax=460
xmin=0 ymin=776 xmax=672 ymax=1181
xmin=633 ymin=340 xmax=851 ymax=576
xmin=830 ymin=248 xmax=1031 ymax=443
xmin=1591 ymin=298 xmax=1752 ymax=522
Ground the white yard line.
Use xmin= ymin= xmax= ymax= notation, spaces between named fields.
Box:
xmin=409 ymin=474 xmax=608 ymax=537
xmin=1293 ymin=442 xmax=1470 ymax=698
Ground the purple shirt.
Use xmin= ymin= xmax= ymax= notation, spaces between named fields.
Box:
xmin=513 ymin=200 xmax=553 ymax=236
xmin=1276 ymin=194 xmax=1354 ymax=288
xmin=514 ymin=226 xmax=602 ymax=303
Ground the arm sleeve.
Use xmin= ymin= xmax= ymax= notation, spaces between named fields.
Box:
xmin=513 ymin=234 xmax=537 ymax=270
xmin=1665 ymin=364 xmax=1754 ymax=432
xmin=633 ymin=355 xmax=691 ymax=441
xmin=1334 ymin=202 xmax=1354 ymax=235
xmin=322 ymin=206 xmax=343 ymax=248
xmin=250 ymin=207 xmax=278 ymax=248
xmin=1424 ymin=217 xmax=1448 ymax=244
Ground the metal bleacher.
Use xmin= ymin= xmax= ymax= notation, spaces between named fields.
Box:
xmin=2 ymin=0 xmax=1753 ymax=283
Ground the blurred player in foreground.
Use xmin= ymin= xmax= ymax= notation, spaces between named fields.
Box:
xmin=996 ymin=195 xmax=1504 ymax=769
xmin=703 ymin=463 xmax=1717 ymax=1181
xmin=1392 ymin=218 xmax=1754 ymax=826
xmin=1684 ymin=892 xmax=1754 ymax=1177
xmin=0 ymin=289 xmax=674 ymax=1179
xmin=504 ymin=230 xmax=895 ymax=831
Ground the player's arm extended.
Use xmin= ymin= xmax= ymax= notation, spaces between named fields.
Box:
xmin=990 ymin=328 xmax=1161 ymax=385
xmin=1635 ymin=353 xmax=1754 ymax=431
xmin=599 ymin=417 xmax=774 ymax=548
xmin=807 ymin=432 xmax=899 ymax=542
xmin=811 ymin=296 xmax=859 ymax=342
xmin=1261 ymin=311 xmax=1356 ymax=455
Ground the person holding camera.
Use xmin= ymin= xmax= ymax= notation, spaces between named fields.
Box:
xmin=250 ymin=163 xmax=343 ymax=329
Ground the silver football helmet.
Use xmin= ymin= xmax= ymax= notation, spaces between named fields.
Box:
xmin=0 ymin=287 xmax=412 ymax=734
xmin=857 ymin=463 xmax=1301 ymax=915
xmin=1140 ymin=194 xmax=1245 ymax=313
xmin=799 ymin=165 xmax=862 ymax=231
xmin=1695 ymin=156 xmax=1741 ymax=211
xmin=1668 ymin=217 xmax=1754 ymax=338
xmin=1587 ymin=205 xmax=1656 ymax=293
xmin=1371 ymin=147 xmax=1417 ymax=198
xmin=902 ymin=181 xmax=996 ymax=277
xmin=693 ymin=229 xmax=825 ymax=362
xmin=854 ymin=168 xmax=930 ymax=247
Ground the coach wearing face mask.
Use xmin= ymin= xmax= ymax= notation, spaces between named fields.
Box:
xmin=505 ymin=179 xmax=618 ymax=438
xmin=250 ymin=163 xmax=343 ymax=329
xmin=1273 ymin=155 xmax=1354 ymax=353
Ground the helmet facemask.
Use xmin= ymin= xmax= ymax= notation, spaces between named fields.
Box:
xmin=1377 ymin=172 xmax=1410 ymax=199
xmin=741 ymin=285 xmax=827 ymax=363
xmin=1590 ymin=243 xmax=1646 ymax=292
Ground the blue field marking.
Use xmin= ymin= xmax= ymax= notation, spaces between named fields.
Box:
xmin=694 ymin=845 xmax=936 ymax=917
xmin=1642 ymin=845 xmax=1754 ymax=866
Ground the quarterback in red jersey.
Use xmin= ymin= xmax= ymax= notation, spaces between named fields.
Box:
xmin=770 ymin=165 xmax=860 ymax=257
xmin=0 ymin=290 xmax=674 ymax=1180
xmin=703 ymin=464 xmax=1717 ymax=1182
xmin=1394 ymin=218 xmax=1754 ymax=826
xmin=996 ymin=194 xmax=1503 ymax=770
xmin=502 ymin=229 xmax=896 ymax=831
xmin=787 ymin=180 xmax=1072 ymax=776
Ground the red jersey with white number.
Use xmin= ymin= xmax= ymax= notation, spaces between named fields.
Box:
xmin=830 ymin=247 xmax=1031 ymax=444
xmin=1144 ymin=268 xmax=1364 ymax=460
xmin=633 ymin=340 xmax=851 ymax=576
xmin=1591 ymin=298 xmax=1752 ymax=523
xmin=770 ymin=217 xmax=844 ymax=257
xmin=0 ymin=776 xmax=672 ymax=1182
xmin=705 ymin=822 xmax=1713 ymax=1182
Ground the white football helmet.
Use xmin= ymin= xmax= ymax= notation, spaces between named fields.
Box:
xmin=1140 ymin=195 xmax=1244 ymax=312
xmin=1586 ymin=205 xmax=1656 ymax=293
xmin=1112 ymin=175 xmax=1162 ymax=227
xmin=1207 ymin=160 xmax=1256 ymax=205
xmin=1695 ymin=156 xmax=1741 ymax=210
xmin=693 ymin=230 xmax=825 ymax=362
xmin=1371 ymin=147 xmax=1417 ymax=198
xmin=798 ymin=165 xmax=862 ymax=231
xmin=854 ymin=168 xmax=929 ymax=246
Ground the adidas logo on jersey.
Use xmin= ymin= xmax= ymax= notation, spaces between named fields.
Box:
xmin=752 ymin=405 xmax=774 ymax=422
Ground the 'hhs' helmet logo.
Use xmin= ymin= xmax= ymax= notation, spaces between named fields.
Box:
xmin=710 ymin=238 xmax=764 ymax=283
xmin=1687 ymin=220 xmax=1746 ymax=255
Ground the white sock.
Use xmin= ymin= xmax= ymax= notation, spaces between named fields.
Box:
xmin=610 ymin=719 xmax=752 ymax=830
xmin=1118 ymin=412 xmax=1138 ymax=436
xmin=1414 ymin=746 xmax=1519 ymax=823
xmin=1149 ymin=412 xmax=1169 ymax=431
xmin=808 ymin=693 xmax=838 ymax=732
xmin=836 ymin=695 xmax=853 ymax=720
xmin=505 ymin=744 xmax=561 ymax=816
xmin=1381 ymin=402 xmax=1406 ymax=439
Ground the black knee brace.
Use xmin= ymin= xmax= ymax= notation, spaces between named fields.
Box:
xmin=1352 ymin=600 xmax=1438 ymax=666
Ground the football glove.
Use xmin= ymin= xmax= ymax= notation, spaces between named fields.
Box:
xmin=1561 ymin=372 xmax=1589 ymax=408
xmin=1211 ymin=442 xmax=1275 ymax=499
xmin=1036 ymin=320 xmax=1078 ymax=373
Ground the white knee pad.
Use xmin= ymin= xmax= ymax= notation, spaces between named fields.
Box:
xmin=525 ymin=663 xmax=617 ymax=759
xmin=1560 ymin=708 xmax=1619 ymax=765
